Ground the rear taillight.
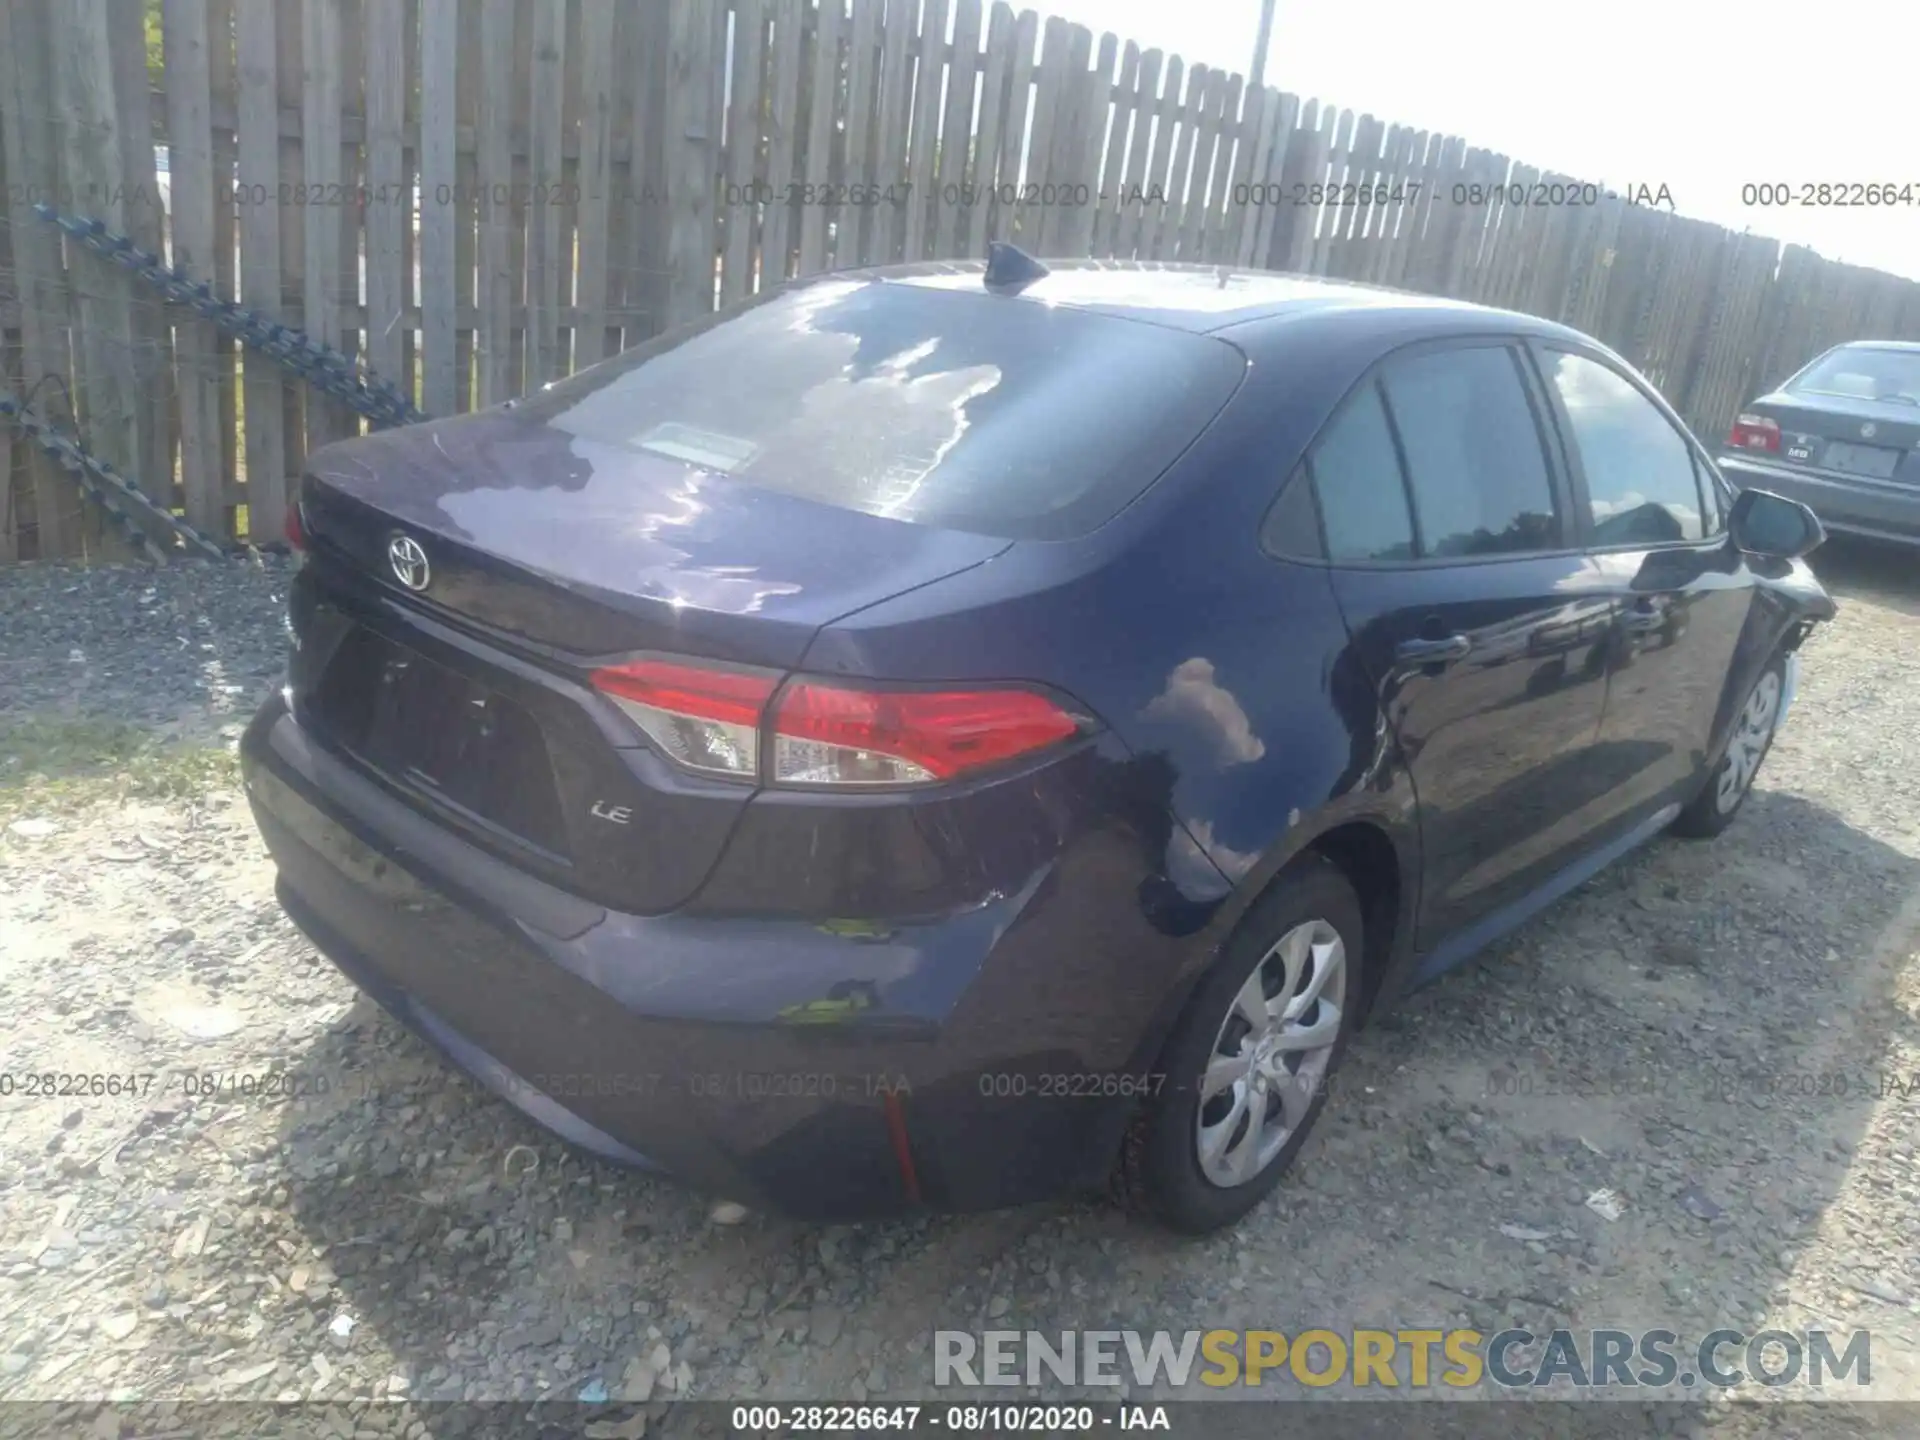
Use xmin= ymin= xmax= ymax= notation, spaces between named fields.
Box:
xmin=1728 ymin=413 xmax=1781 ymax=452
xmin=770 ymin=681 xmax=1082 ymax=786
xmin=590 ymin=659 xmax=775 ymax=779
xmin=284 ymin=502 xmax=307 ymax=551
xmin=589 ymin=659 xmax=1083 ymax=787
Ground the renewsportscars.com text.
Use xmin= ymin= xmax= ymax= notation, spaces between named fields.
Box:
xmin=934 ymin=1327 xmax=1872 ymax=1391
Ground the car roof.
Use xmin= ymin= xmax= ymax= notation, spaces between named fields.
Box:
xmin=834 ymin=257 xmax=1588 ymax=345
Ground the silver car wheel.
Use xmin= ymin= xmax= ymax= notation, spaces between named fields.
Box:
xmin=1194 ymin=918 xmax=1346 ymax=1188
xmin=1715 ymin=669 xmax=1782 ymax=815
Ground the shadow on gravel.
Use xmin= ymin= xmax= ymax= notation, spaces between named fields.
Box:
xmin=1347 ymin=783 xmax=1920 ymax=1383
xmin=261 ymin=780 xmax=1920 ymax=1424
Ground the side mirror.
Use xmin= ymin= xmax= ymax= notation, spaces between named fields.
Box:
xmin=1728 ymin=488 xmax=1825 ymax=560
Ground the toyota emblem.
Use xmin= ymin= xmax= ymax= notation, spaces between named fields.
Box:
xmin=387 ymin=532 xmax=431 ymax=591
xmin=1861 ymin=421 xmax=1878 ymax=439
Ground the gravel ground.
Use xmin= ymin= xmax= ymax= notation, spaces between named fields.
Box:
xmin=1 ymin=543 xmax=1918 ymax=1435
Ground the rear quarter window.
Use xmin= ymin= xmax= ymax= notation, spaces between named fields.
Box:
xmin=514 ymin=279 xmax=1248 ymax=541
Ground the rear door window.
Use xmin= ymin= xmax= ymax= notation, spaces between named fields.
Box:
xmin=513 ymin=279 xmax=1248 ymax=541
xmin=1378 ymin=345 xmax=1561 ymax=557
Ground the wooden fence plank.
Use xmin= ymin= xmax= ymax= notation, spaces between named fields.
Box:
xmin=870 ymin=0 xmax=914 ymax=261
xmin=53 ymin=0 xmax=158 ymax=555
xmin=1325 ymin=112 xmax=1366 ymax=276
xmin=559 ymin=0 xmax=585 ymax=372
xmin=3 ymin=0 xmax=77 ymax=555
xmin=205 ymin=0 xmax=239 ymax=509
xmin=1368 ymin=122 xmax=1409 ymax=282
xmin=1384 ymin=129 xmax=1437 ymax=290
xmin=1495 ymin=164 xmax=1543 ymax=310
xmin=1247 ymin=91 xmax=1296 ymax=270
xmin=1182 ymin=68 xmax=1231 ymax=263
xmin=1274 ymin=101 xmax=1320 ymax=272
xmin=453 ymin=0 xmax=479 ymax=404
xmin=301 ymin=0 xmax=346 ymax=449
xmin=620 ymin=0 xmax=667 ymax=348
xmin=720 ymin=0 xmax=765 ymax=305
xmin=1205 ymin=73 xmax=1249 ymax=264
xmin=107 ymin=0 xmax=175 ymax=510
xmin=1305 ymin=107 xmax=1351 ymax=276
xmin=987 ymin=7 xmax=1037 ymax=246
xmin=843 ymin=0 xmax=883 ymax=264
xmin=1047 ymin=26 xmax=1100 ymax=260
xmin=662 ymin=0 xmax=720 ymax=327
xmin=1116 ymin=47 xmax=1162 ymax=259
xmin=933 ymin=0 xmax=980 ymax=259
xmin=1222 ymin=82 xmax=1270 ymax=266
xmin=335 ymin=0 xmax=364 ymax=433
xmin=363 ymin=0 xmax=406 ymax=390
xmin=418 ymin=0 xmax=459 ymax=409
xmin=1152 ymin=62 xmax=1200 ymax=262
xmin=161 ymin=0 xmax=225 ymax=535
xmin=762 ymin=0 xmax=805 ymax=280
xmin=798 ymin=0 xmax=845 ymax=274
xmin=1090 ymin=39 xmax=1138 ymax=258
xmin=571 ymin=0 xmax=615 ymax=363
xmin=901 ymin=0 xmax=945 ymax=261
xmin=1021 ymin=16 xmax=1068 ymax=253
xmin=964 ymin=0 xmax=1015 ymax=256
xmin=234 ymin=0 xmax=288 ymax=540
xmin=1355 ymin=115 xmax=1393 ymax=271
xmin=474 ymin=0 xmax=515 ymax=402
xmin=597 ymin=0 xmax=633 ymax=354
xmin=1520 ymin=173 xmax=1577 ymax=316
xmin=273 ymin=0 xmax=308 ymax=488
xmin=525 ymin=0 xmax=566 ymax=382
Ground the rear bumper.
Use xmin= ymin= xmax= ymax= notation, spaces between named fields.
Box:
xmin=241 ymin=692 xmax=1202 ymax=1220
xmin=1719 ymin=454 xmax=1920 ymax=545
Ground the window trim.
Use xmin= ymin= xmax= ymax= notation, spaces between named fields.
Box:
xmin=1527 ymin=339 xmax=1726 ymax=557
xmin=1269 ymin=333 xmax=1582 ymax=572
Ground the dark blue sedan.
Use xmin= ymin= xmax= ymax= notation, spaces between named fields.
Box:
xmin=242 ymin=252 xmax=1835 ymax=1233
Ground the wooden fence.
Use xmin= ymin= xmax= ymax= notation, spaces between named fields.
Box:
xmin=6 ymin=0 xmax=1920 ymax=559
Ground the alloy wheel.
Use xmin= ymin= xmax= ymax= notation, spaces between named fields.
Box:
xmin=1194 ymin=918 xmax=1346 ymax=1188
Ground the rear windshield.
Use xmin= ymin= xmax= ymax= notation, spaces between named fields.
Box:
xmin=1789 ymin=347 xmax=1920 ymax=405
xmin=515 ymin=278 xmax=1247 ymax=540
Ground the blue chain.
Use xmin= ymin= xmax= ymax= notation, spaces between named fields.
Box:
xmin=34 ymin=203 xmax=427 ymax=430
xmin=0 ymin=391 xmax=198 ymax=561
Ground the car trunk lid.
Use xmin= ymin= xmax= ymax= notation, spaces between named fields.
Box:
xmin=299 ymin=409 xmax=1010 ymax=669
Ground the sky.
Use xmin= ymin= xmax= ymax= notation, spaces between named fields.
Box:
xmin=1026 ymin=0 xmax=1920 ymax=281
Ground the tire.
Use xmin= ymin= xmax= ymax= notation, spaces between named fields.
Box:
xmin=1672 ymin=653 xmax=1787 ymax=840
xmin=1114 ymin=855 xmax=1362 ymax=1235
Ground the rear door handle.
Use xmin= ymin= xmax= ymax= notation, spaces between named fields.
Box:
xmin=1394 ymin=634 xmax=1472 ymax=666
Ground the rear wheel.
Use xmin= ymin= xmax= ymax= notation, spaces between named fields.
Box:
xmin=1115 ymin=856 xmax=1361 ymax=1234
xmin=1673 ymin=655 xmax=1786 ymax=839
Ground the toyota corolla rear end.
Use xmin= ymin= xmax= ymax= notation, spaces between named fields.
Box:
xmin=240 ymin=270 xmax=1249 ymax=1219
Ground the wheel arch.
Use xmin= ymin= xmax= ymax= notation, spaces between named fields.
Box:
xmin=1198 ymin=800 xmax=1421 ymax=1031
